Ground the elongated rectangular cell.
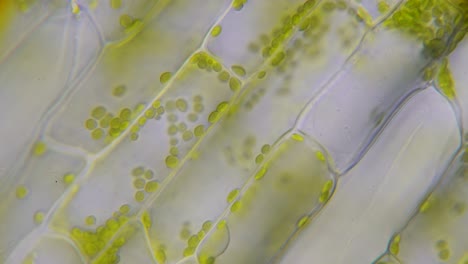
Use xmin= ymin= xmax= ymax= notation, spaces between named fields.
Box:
xmin=199 ymin=134 xmax=332 ymax=264
xmin=137 ymin=87 xmax=322 ymax=263
xmin=298 ymin=25 xmax=432 ymax=172
xmin=0 ymin=7 xmax=77 ymax=181
xmin=52 ymin=59 xmax=236 ymax=233
xmin=387 ymin=25 xmax=468 ymax=264
xmin=279 ymin=87 xmax=460 ymax=264
xmin=392 ymin=149 xmax=468 ymax=264
xmin=46 ymin=0 xmax=230 ymax=153
xmin=0 ymin=147 xmax=85 ymax=263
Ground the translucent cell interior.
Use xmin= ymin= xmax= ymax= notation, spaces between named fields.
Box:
xmin=280 ymin=87 xmax=460 ymax=264
xmin=0 ymin=0 xmax=467 ymax=264
xmin=21 ymin=235 xmax=84 ymax=264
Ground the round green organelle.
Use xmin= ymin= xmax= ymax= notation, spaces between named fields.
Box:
xmin=144 ymin=169 xmax=154 ymax=179
xmin=194 ymin=125 xmax=205 ymax=137
xmin=119 ymin=14 xmax=134 ymax=29
xmin=170 ymin=137 xmax=179 ymax=146
xmin=261 ymin=144 xmax=271 ymax=154
xmin=229 ymin=77 xmax=241 ymax=91
xmin=215 ymin=101 xmax=228 ymax=112
xmin=230 ymin=200 xmax=242 ymax=212
xmin=435 ymin=239 xmax=448 ymax=249
xmin=197 ymin=230 xmax=206 ymax=240
xmin=32 ymin=141 xmax=47 ymax=156
xmin=108 ymin=127 xmax=120 ymax=138
xmin=257 ymin=71 xmax=267 ymax=79
xmin=255 ymin=166 xmax=268 ymax=180
xmin=202 ymin=220 xmax=213 ymax=232
xmin=141 ymin=211 xmax=152 ymax=230
xmin=226 ymin=188 xmax=240 ymax=203
xmin=130 ymin=125 xmax=139 ymax=135
xmin=231 ymin=65 xmax=246 ymax=77
xmin=389 ymin=235 xmax=401 ymax=255
xmin=291 ymin=133 xmax=304 ymax=142
xmin=85 ymin=215 xmax=96 ymax=226
xmin=133 ymin=103 xmax=146 ymax=115
xmin=187 ymin=112 xmax=198 ymax=122
xmin=271 ymin=51 xmax=286 ymax=66
xmin=182 ymin=130 xmax=194 ymax=141
xmin=232 ymin=0 xmax=247 ymax=11
xmin=165 ymin=155 xmax=179 ymax=168
xmin=377 ymin=0 xmax=390 ymax=13
xmin=119 ymin=120 xmax=130 ymax=130
xmin=211 ymin=25 xmax=222 ymax=37
xmin=255 ymin=154 xmax=264 ymax=164
xmin=187 ymin=234 xmax=200 ymax=247
xmin=134 ymin=190 xmax=145 ymax=202
xmin=132 ymin=166 xmax=145 ymax=177
xmin=175 ymin=98 xmax=188 ymax=112
xmin=91 ymin=106 xmax=107 ymax=120
xmin=133 ymin=178 xmax=145 ymax=189
xmin=91 ymin=128 xmax=104 ymax=140
xmin=110 ymin=0 xmax=122 ymax=9
xmin=143 ymin=108 xmax=154 ymax=119
xmin=193 ymin=102 xmax=204 ymax=113
xmin=169 ymin=146 xmax=179 ymax=156
xmin=438 ymin=248 xmax=450 ymax=260
xmin=119 ymin=108 xmax=132 ymax=120
xmin=155 ymin=105 xmax=165 ymax=115
xmin=320 ymin=180 xmax=333 ymax=202
xmin=167 ymin=124 xmax=178 ymax=135
xmin=212 ymin=62 xmax=222 ymax=72
xmin=112 ymin=84 xmax=126 ymax=97
xmin=99 ymin=113 xmax=113 ymax=128
xmin=183 ymin=246 xmax=196 ymax=257
xmin=137 ymin=116 xmax=147 ymax=127
xmin=152 ymin=100 xmax=161 ymax=109
xmin=15 ymin=185 xmax=28 ymax=199
xmin=177 ymin=122 xmax=187 ymax=132
xmin=129 ymin=132 xmax=139 ymax=141
xmin=144 ymin=181 xmax=159 ymax=193
xmin=316 ymin=151 xmax=326 ymax=162
xmin=84 ymin=118 xmax=97 ymax=130
xmin=217 ymin=70 xmax=230 ymax=82
xmin=160 ymin=71 xmax=172 ymax=84
xmin=208 ymin=111 xmax=220 ymax=123
xmin=155 ymin=248 xmax=166 ymax=263
xmin=63 ymin=173 xmax=75 ymax=185
xmin=109 ymin=117 xmax=121 ymax=129
xmin=198 ymin=60 xmax=207 ymax=70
